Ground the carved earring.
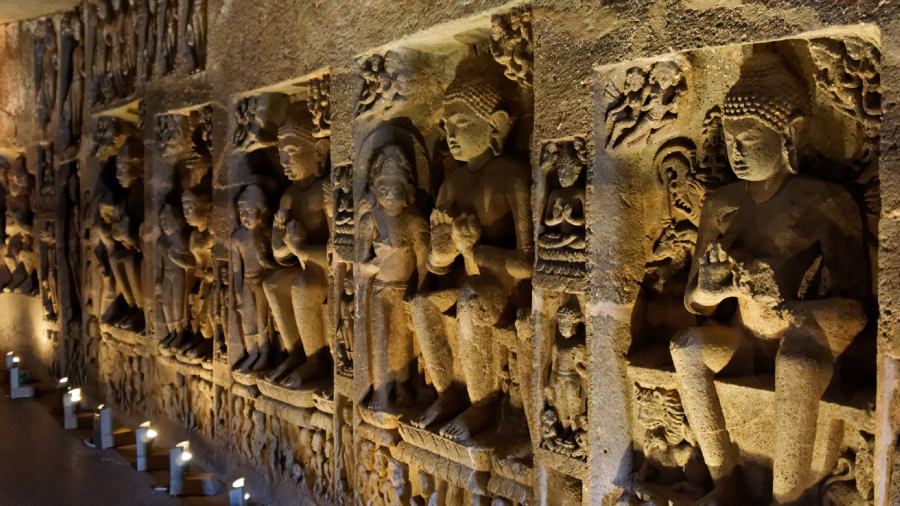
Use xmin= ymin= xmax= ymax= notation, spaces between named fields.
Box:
xmin=782 ymin=137 xmax=798 ymax=174
xmin=489 ymin=133 xmax=503 ymax=156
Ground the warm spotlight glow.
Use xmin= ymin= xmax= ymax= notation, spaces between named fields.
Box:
xmin=146 ymin=429 xmax=158 ymax=440
xmin=58 ymin=377 xmax=68 ymax=385
xmin=68 ymin=388 xmax=82 ymax=403
xmin=232 ymin=478 xmax=245 ymax=488
xmin=12 ymin=356 xmax=19 ymax=363
xmin=97 ymin=404 xmax=105 ymax=410
xmin=140 ymin=420 xmax=151 ymax=428
xmin=180 ymin=451 xmax=193 ymax=463
xmin=244 ymin=493 xmax=250 ymax=500
xmin=5 ymin=352 xmax=12 ymax=356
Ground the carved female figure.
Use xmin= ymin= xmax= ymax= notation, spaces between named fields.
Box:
xmin=410 ymin=58 xmax=533 ymax=442
xmin=178 ymin=189 xmax=214 ymax=359
xmin=669 ymin=50 xmax=868 ymax=504
xmin=357 ymin=143 xmax=429 ymax=412
xmin=261 ymin=103 xmax=331 ymax=388
xmin=230 ymin=184 xmax=277 ymax=373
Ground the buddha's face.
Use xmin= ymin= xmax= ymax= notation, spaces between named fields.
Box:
xmin=278 ymin=134 xmax=320 ymax=181
xmin=723 ymin=117 xmax=789 ymax=182
xmin=444 ymin=103 xmax=493 ymax=162
xmin=237 ymin=199 xmax=263 ymax=228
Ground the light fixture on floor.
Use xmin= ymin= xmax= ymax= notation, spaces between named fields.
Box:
xmin=9 ymin=359 xmax=34 ymax=399
xmin=91 ymin=404 xmax=114 ymax=449
xmin=63 ymin=387 xmax=82 ymax=429
xmin=229 ymin=477 xmax=249 ymax=506
xmin=135 ymin=421 xmax=158 ymax=471
xmin=169 ymin=441 xmax=191 ymax=496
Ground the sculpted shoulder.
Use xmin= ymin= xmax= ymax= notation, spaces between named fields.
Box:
xmin=485 ymin=154 xmax=530 ymax=184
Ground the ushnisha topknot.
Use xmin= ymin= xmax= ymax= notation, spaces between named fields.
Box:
xmin=723 ymin=50 xmax=810 ymax=134
xmin=443 ymin=56 xmax=512 ymax=122
xmin=277 ymin=102 xmax=317 ymax=144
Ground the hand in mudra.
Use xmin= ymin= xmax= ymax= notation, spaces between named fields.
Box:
xmin=273 ymin=209 xmax=289 ymax=230
xmin=429 ymin=209 xmax=459 ymax=262
xmin=696 ymin=242 xmax=738 ymax=303
xmin=451 ymin=213 xmax=481 ymax=253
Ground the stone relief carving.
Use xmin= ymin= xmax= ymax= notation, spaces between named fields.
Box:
xmin=156 ymin=0 xmax=177 ymax=76
xmin=34 ymin=18 xmax=58 ymax=132
xmin=356 ymin=125 xmax=430 ymax=412
xmin=535 ymin=137 xmax=589 ymax=291
xmin=260 ymin=101 xmax=332 ymax=388
xmin=332 ymin=163 xmax=354 ymax=261
xmin=668 ymin=49 xmax=870 ymax=504
xmin=59 ymin=9 xmax=85 ymax=153
xmin=90 ymin=117 xmax=145 ymax=332
xmin=603 ymin=59 xmax=686 ymax=149
xmin=182 ymin=0 xmax=206 ymax=73
xmin=334 ymin=266 xmax=354 ymax=378
xmin=490 ymin=6 xmax=533 ymax=87
xmin=809 ymin=36 xmax=881 ymax=134
xmin=541 ymin=298 xmax=587 ymax=461
xmin=2 ymin=155 xmax=38 ymax=295
xmin=820 ymin=430 xmax=874 ymax=505
xmin=354 ymin=52 xmax=409 ymax=117
xmin=408 ymin=55 xmax=532 ymax=444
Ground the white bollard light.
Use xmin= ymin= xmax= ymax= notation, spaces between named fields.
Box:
xmin=5 ymin=351 xmax=15 ymax=369
xmin=9 ymin=364 xmax=34 ymax=399
xmin=169 ymin=441 xmax=192 ymax=496
xmin=229 ymin=477 xmax=249 ymax=506
xmin=63 ymin=387 xmax=82 ymax=429
xmin=92 ymin=404 xmax=114 ymax=449
xmin=135 ymin=421 xmax=158 ymax=471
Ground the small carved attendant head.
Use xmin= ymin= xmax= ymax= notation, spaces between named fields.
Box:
xmin=96 ymin=0 xmax=111 ymax=21
xmin=99 ymin=199 xmax=119 ymax=224
xmin=115 ymin=137 xmax=143 ymax=188
xmin=650 ymin=61 xmax=682 ymax=90
xmin=277 ymin=103 xmax=329 ymax=181
xmin=369 ymin=145 xmax=415 ymax=216
xmin=443 ymin=58 xmax=515 ymax=162
xmin=655 ymin=139 xmax=703 ymax=224
xmin=182 ymin=189 xmax=211 ymax=231
xmin=557 ymin=299 xmax=584 ymax=339
xmin=236 ymin=184 xmax=267 ymax=229
xmin=723 ymin=50 xmax=809 ymax=181
xmin=159 ymin=203 xmax=183 ymax=236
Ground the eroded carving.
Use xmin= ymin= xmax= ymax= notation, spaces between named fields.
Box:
xmin=355 ymin=52 xmax=409 ymax=117
xmin=603 ymin=59 xmax=686 ymax=149
xmin=490 ymin=6 xmax=533 ymax=87
xmin=59 ymin=9 xmax=85 ymax=152
xmin=541 ymin=299 xmax=587 ymax=461
xmin=34 ymin=19 xmax=58 ymax=131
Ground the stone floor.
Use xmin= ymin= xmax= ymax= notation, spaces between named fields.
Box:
xmin=0 ymin=383 xmax=227 ymax=505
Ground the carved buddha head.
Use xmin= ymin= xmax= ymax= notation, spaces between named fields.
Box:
xmin=723 ymin=50 xmax=809 ymax=181
xmin=443 ymin=58 xmax=515 ymax=163
xmin=655 ymin=139 xmax=703 ymax=224
xmin=236 ymin=184 xmax=267 ymax=229
xmin=115 ymin=137 xmax=143 ymax=188
xmin=159 ymin=203 xmax=184 ymax=236
xmin=277 ymin=103 xmax=329 ymax=182
xmin=369 ymin=145 xmax=415 ymax=217
xmin=182 ymin=189 xmax=211 ymax=231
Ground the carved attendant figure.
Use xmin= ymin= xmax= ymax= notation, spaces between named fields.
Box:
xmin=669 ymin=51 xmax=868 ymax=504
xmin=230 ymin=184 xmax=277 ymax=372
xmin=411 ymin=58 xmax=533 ymax=441
xmin=261 ymin=103 xmax=331 ymax=388
xmin=157 ymin=204 xmax=190 ymax=347
xmin=179 ymin=189 xmax=214 ymax=359
xmin=357 ymin=143 xmax=429 ymax=412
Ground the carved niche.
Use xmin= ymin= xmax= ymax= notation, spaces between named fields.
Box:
xmin=534 ymin=136 xmax=589 ymax=292
xmin=613 ymin=35 xmax=881 ymax=505
xmin=155 ymin=106 xmax=214 ymax=364
xmin=88 ymin=115 xmax=146 ymax=334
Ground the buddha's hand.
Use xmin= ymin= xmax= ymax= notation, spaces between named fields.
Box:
xmin=451 ymin=213 xmax=482 ymax=253
xmin=696 ymin=242 xmax=737 ymax=301
xmin=429 ymin=209 xmax=459 ymax=264
xmin=273 ymin=209 xmax=289 ymax=230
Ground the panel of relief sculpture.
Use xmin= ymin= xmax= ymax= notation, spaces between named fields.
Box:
xmin=604 ymin=30 xmax=881 ymax=505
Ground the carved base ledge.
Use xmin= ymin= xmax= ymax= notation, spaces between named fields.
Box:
xmin=395 ymin=441 xmax=488 ymax=493
xmin=157 ymin=354 xmax=213 ymax=382
xmin=398 ymin=421 xmax=495 ymax=471
xmin=231 ymin=369 xmax=259 ymax=386
xmin=535 ymin=447 xmax=587 ymax=481
xmin=99 ymin=323 xmax=146 ymax=347
xmin=356 ymin=421 xmax=400 ymax=449
xmin=256 ymin=377 xmax=331 ymax=410
xmin=358 ymin=404 xmax=402 ymax=430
